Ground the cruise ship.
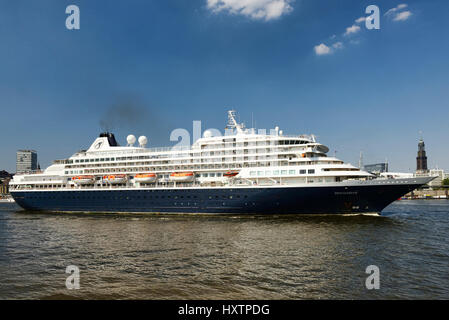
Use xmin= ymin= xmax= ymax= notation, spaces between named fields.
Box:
xmin=10 ymin=111 xmax=433 ymax=215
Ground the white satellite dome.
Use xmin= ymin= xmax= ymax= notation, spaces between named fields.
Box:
xmin=127 ymin=134 xmax=136 ymax=146
xmin=138 ymin=136 xmax=148 ymax=147
xmin=203 ymin=130 xmax=213 ymax=138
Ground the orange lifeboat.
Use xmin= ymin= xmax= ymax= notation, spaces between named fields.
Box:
xmin=103 ymin=174 xmax=127 ymax=184
xmin=169 ymin=172 xmax=195 ymax=182
xmin=223 ymin=171 xmax=239 ymax=178
xmin=72 ymin=175 xmax=94 ymax=185
xmin=134 ymin=173 xmax=157 ymax=183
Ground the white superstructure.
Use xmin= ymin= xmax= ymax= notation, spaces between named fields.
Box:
xmin=10 ymin=111 xmax=373 ymax=191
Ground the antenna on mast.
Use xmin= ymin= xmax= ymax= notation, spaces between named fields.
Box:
xmin=226 ymin=109 xmax=244 ymax=133
xmin=251 ymin=112 xmax=254 ymax=129
xmin=359 ymin=151 xmax=363 ymax=169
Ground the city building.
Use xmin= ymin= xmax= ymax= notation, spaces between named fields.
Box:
xmin=428 ymin=169 xmax=443 ymax=187
xmin=364 ymin=162 xmax=389 ymax=174
xmin=426 ymin=169 xmax=448 ymax=189
xmin=16 ymin=150 xmax=38 ymax=174
xmin=380 ymin=172 xmax=414 ymax=179
xmin=413 ymin=138 xmax=449 ymax=188
xmin=0 ymin=170 xmax=12 ymax=179
xmin=0 ymin=170 xmax=13 ymax=195
xmin=416 ymin=138 xmax=428 ymax=173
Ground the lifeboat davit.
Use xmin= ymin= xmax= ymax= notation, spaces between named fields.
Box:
xmin=134 ymin=173 xmax=157 ymax=183
xmin=223 ymin=171 xmax=239 ymax=178
xmin=103 ymin=174 xmax=128 ymax=184
xmin=72 ymin=175 xmax=95 ymax=185
xmin=169 ymin=172 xmax=195 ymax=182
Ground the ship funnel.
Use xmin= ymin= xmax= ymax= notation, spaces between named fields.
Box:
xmin=99 ymin=132 xmax=119 ymax=147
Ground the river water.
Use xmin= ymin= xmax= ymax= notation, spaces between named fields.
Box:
xmin=0 ymin=200 xmax=448 ymax=299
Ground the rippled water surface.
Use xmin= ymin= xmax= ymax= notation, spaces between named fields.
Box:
xmin=1 ymin=200 xmax=448 ymax=299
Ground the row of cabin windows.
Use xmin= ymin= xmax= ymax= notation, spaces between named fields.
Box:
xmin=65 ymin=169 xmax=318 ymax=176
xmin=75 ymin=158 xmax=115 ymax=163
xmin=64 ymin=171 xmax=225 ymax=178
xmin=72 ymin=143 xmax=310 ymax=164
xmin=72 ymin=154 xmax=282 ymax=165
xmin=278 ymin=140 xmax=307 ymax=145
xmin=67 ymin=156 xmax=335 ymax=170
xmin=196 ymin=173 xmax=223 ymax=178
xmin=249 ymin=169 xmax=315 ymax=177
xmin=66 ymin=170 xmax=83 ymax=174
xmin=67 ymin=160 xmax=283 ymax=170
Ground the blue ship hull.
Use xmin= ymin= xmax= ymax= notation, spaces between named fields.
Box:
xmin=10 ymin=179 xmax=428 ymax=215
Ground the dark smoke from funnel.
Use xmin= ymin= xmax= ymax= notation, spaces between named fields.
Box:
xmin=98 ymin=95 xmax=172 ymax=146
xmin=99 ymin=96 xmax=149 ymax=132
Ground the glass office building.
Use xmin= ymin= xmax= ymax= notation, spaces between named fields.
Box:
xmin=16 ymin=150 xmax=38 ymax=174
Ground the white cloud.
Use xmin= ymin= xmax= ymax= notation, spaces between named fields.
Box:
xmin=206 ymin=0 xmax=293 ymax=21
xmin=314 ymin=42 xmax=343 ymax=56
xmin=344 ymin=25 xmax=361 ymax=36
xmin=385 ymin=3 xmax=408 ymax=16
xmin=393 ymin=10 xmax=412 ymax=21
xmin=332 ymin=42 xmax=343 ymax=49
xmin=314 ymin=43 xmax=331 ymax=55
xmin=316 ymin=4 xmax=413 ymax=56
xmin=356 ymin=16 xmax=375 ymax=25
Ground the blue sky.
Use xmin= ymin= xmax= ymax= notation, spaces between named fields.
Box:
xmin=0 ymin=0 xmax=448 ymax=173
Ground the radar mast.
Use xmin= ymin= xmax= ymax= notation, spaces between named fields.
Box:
xmin=225 ymin=110 xmax=245 ymax=134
